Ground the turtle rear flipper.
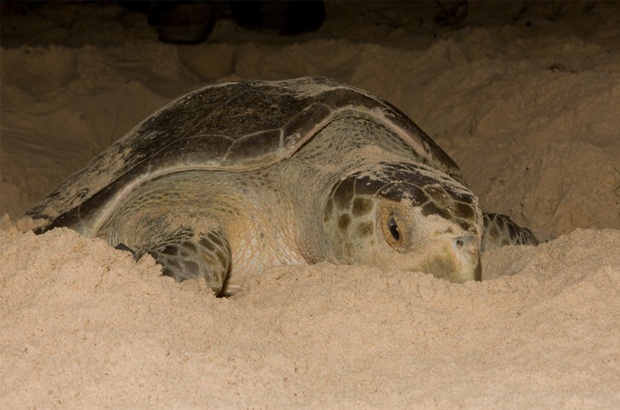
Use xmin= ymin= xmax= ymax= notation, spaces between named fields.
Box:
xmin=481 ymin=213 xmax=538 ymax=251
xmin=126 ymin=227 xmax=232 ymax=294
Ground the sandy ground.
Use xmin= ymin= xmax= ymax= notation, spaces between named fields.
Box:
xmin=1 ymin=1 xmax=619 ymax=408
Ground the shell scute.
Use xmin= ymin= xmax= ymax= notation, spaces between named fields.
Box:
xmin=26 ymin=76 xmax=463 ymax=232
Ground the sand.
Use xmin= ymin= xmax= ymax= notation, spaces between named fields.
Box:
xmin=1 ymin=1 xmax=619 ymax=408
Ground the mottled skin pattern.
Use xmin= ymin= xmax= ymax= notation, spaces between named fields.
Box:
xmin=25 ymin=77 xmax=537 ymax=295
xmin=323 ymin=162 xmax=482 ymax=281
xmin=482 ymin=213 xmax=538 ymax=251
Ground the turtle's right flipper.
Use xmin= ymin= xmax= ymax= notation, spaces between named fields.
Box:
xmin=481 ymin=213 xmax=538 ymax=251
xmin=141 ymin=227 xmax=232 ymax=294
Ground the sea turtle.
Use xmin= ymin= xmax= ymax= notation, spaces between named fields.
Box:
xmin=25 ymin=77 xmax=537 ymax=295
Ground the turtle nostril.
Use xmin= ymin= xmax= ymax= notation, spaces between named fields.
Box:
xmin=452 ymin=235 xmax=477 ymax=251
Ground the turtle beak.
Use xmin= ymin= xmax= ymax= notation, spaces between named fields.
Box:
xmin=420 ymin=234 xmax=481 ymax=282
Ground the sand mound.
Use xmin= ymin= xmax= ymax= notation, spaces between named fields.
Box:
xmin=1 ymin=2 xmax=619 ymax=407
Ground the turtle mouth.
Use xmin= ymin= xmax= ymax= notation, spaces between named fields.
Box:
xmin=417 ymin=234 xmax=481 ymax=282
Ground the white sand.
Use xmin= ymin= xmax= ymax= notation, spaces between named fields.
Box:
xmin=1 ymin=2 xmax=619 ymax=408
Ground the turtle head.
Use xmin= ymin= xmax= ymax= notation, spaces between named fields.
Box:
xmin=322 ymin=162 xmax=482 ymax=282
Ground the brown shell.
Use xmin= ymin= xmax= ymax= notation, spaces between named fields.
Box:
xmin=25 ymin=76 xmax=462 ymax=230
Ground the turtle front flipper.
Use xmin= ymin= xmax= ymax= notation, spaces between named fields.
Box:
xmin=481 ymin=213 xmax=539 ymax=251
xmin=128 ymin=227 xmax=231 ymax=294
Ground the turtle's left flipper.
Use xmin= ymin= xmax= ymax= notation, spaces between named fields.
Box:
xmin=481 ymin=213 xmax=538 ymax=251
xmin=115 ymin=242 xmax=139 ymax=258
xmin=151 ymin=228 xmax=231 ymax=294
xmin=121 ymin=227 xmax=231 ymax=294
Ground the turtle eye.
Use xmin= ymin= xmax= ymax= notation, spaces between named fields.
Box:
xmin=382 ymin=210 xmax=408 ymax=252
xmin=388 ymin=216 xmax=400 ymax=241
